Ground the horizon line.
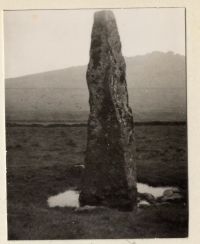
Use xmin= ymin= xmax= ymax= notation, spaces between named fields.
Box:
xmin=5 ymin=50 xmax=185 ymax=80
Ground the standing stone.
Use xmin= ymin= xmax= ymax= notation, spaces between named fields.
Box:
xmin=79 ymin=10 xmax=137 ymax=211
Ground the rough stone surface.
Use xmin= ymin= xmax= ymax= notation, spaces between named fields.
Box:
xmin=163 ymin=189 xmax=174 ymax=198
xmin=161 ymin=192 xmax=183 ymax=202
xmin=79 ymin=10 xmax=137 ymax=211
xmin=138 ymin=193 xmax=156 ymax=205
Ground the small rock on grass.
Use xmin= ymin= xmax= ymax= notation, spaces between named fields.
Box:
xmin=161 ymin=192 xmax=183 ymax=202
xmin=160 ymin=188 xmax=183 ymax=202
xmin=163 ymin=188 xmax=180 ymax=197
xmin=138 ymin=200 xmax=151 ymax=208
xmin=138 ymin=193 xmax=156 ymax=204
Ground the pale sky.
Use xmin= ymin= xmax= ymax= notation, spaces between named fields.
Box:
xmin=4 ymin=8 xmax=185 ymax=78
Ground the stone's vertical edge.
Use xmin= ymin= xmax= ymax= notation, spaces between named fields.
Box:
xmin=79 ymin=10 xmax=137 ymax=211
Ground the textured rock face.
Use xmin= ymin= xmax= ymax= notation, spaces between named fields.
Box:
xmin=79 ymin=10 xmax=137 ymax=211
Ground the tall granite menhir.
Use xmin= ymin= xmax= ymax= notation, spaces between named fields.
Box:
xmin=79 ymin=10 xmax=137 ymax=211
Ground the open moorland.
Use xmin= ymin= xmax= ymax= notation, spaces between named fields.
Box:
xmin=6 ymin=123 xmax=188 ymax=240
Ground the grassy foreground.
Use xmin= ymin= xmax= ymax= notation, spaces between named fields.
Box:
xmin=6 ymin=124 xmax=188 ymax=239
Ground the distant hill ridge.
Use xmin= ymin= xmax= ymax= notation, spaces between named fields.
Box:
xmin=5 ymin=51 xmax=186 ymax=122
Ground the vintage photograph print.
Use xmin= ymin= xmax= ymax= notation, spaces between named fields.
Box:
xmin=4 ymin=8 xmax=188 ymax=240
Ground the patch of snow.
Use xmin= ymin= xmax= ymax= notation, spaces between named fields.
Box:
xmin=138 ymin=200 xmax=150 ymax=207
xmin=47 ymin=190 xmax=79 ymax=208
xmin=137 ymin=183 xmax=179 ymax=198
xmin=47 ymin=183 xmax=179 ymax=208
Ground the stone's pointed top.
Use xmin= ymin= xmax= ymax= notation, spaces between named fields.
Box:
xmin=94 ymin=10 xmax=115 ymax=23
xmin=91 ymin=9 xmax=121 ymax=57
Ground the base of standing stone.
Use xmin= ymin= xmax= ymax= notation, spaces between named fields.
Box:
xmin=79 ymin=187 xmax=137 ymax=211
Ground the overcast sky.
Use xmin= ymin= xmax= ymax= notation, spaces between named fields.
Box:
xmin=4 ymin=8 xmax=185 ymax=78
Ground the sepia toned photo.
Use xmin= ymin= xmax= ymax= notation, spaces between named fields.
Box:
xmin=4 ymin=8 xmax=188 ymax=240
